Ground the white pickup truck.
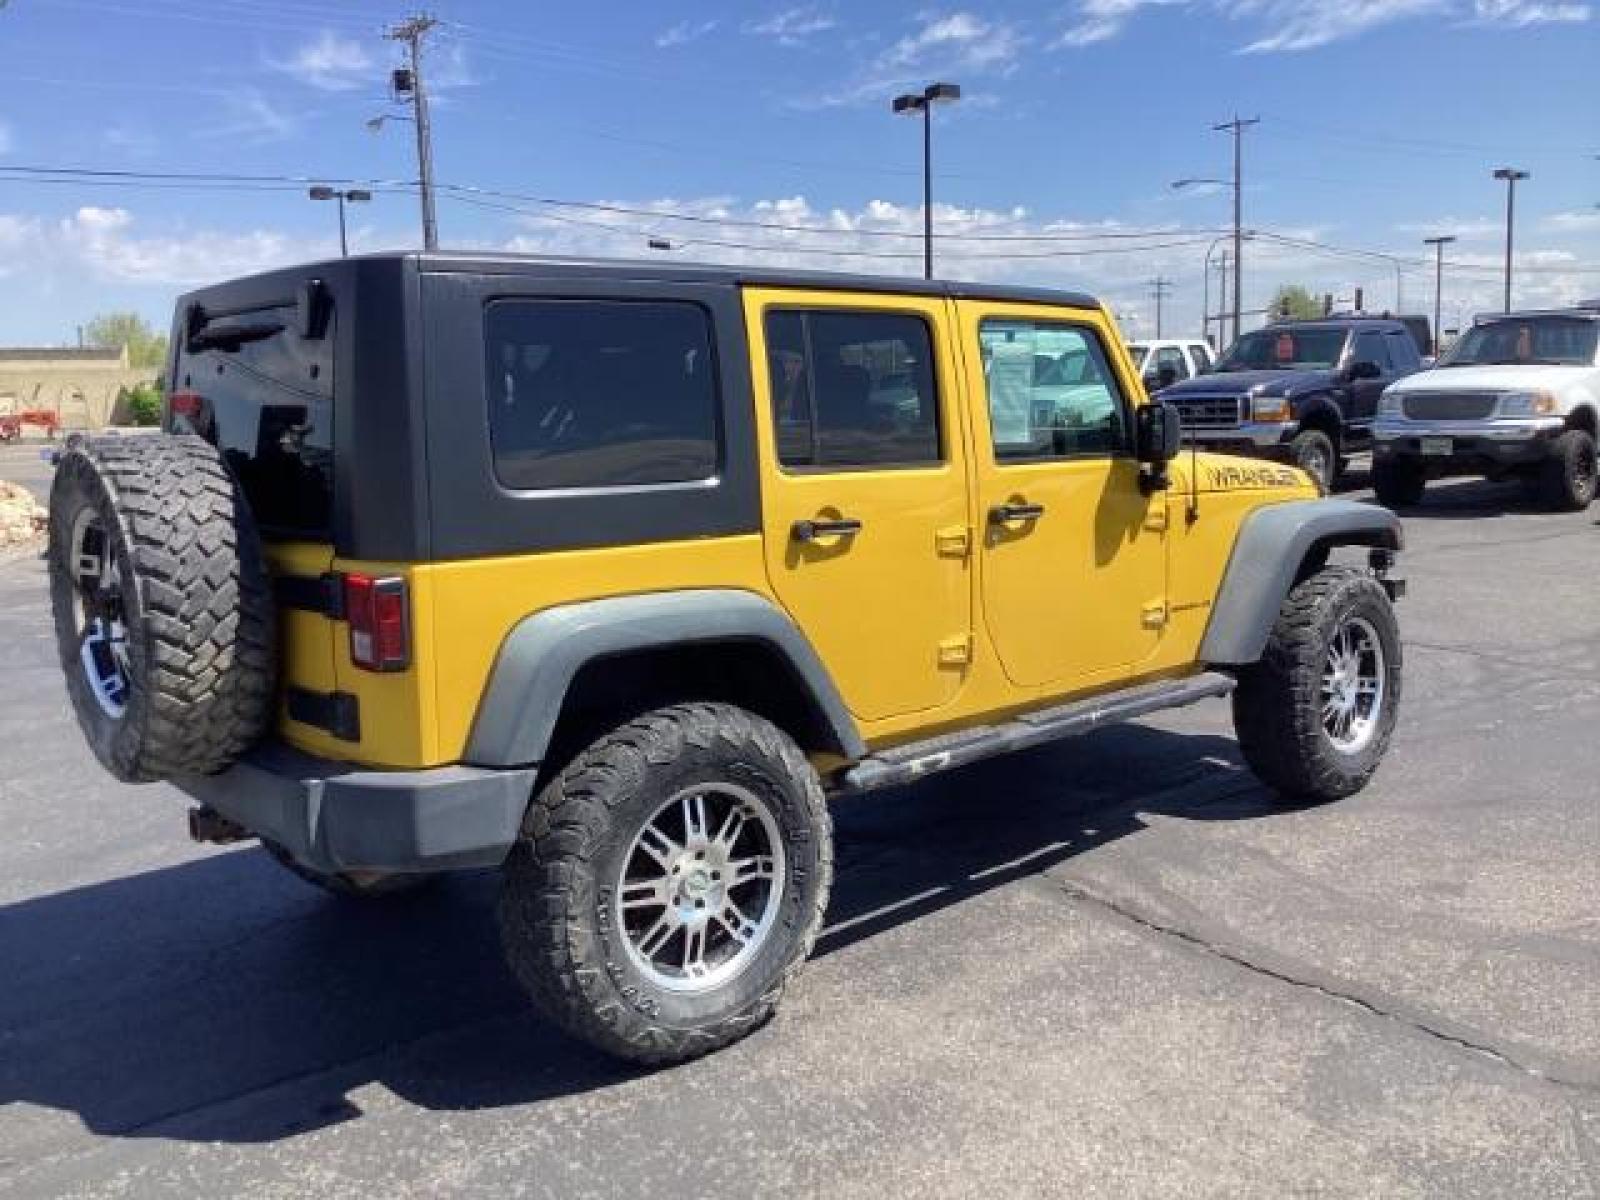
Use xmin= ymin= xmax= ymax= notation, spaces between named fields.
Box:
xmin=1373 ymin=306 xmax=1600 ymax=510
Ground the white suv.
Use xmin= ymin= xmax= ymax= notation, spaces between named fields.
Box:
xmin=1126 ymin=339 xmax=1214 ymax=393
xmin=1373 ymin=307 xmax=1600 ymax=510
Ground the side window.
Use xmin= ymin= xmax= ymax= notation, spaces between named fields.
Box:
xmin=1189 ymin=343 xmax=1213 ymax=372
xmin=1153 ymin=346 xmax=1191 ymax=381
xmin=1385 ymin=329 xmax=1419 ymax=371
xmin=763 ymin=309 xmax=940 ymax=469
xmin=1353 ymin=330 xmax=1391 ymax=372
xmin=484 ymin=299 xmax=719 ymax=490
xmin=978 ymin=319 xmax=1131 ymax=461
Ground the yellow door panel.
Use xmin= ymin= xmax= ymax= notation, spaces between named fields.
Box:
xmin=744 ymin=288 xmax=972 ymax=723
xmin=958 ymin=302 xmax=1168 ymax=690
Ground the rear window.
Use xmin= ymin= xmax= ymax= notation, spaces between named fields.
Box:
xmin=485 ymin=299 xmax=719 ymax=490
xmin=172 ymin=303 xmax=334 ymax=539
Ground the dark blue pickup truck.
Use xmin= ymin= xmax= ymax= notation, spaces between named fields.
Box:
xmin=1154 ymin=317 xmax=1424 ymax=491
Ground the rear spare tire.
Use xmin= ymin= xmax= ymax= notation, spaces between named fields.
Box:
xmin=47 ymin=435 xmax=275 ymax=782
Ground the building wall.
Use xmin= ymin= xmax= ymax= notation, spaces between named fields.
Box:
xmin=0 ymin=348 xmax=160 ymax=429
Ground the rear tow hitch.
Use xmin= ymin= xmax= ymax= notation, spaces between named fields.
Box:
xmin=188 ymin=806 xmax=251 ymax=845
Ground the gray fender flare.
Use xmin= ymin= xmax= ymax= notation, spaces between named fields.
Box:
xmin=1199 ymin=498 xmax=1402 ymax=665
xmin=463 ymin=589 xmax=864 ymax=767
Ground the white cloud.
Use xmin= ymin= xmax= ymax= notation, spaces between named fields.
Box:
xmin=745 ymin=6 xmax=837 ymax=45
xmin=657 ymin=19 xmax=719 ymax=47
xmin=1394 ymin=216 xmax=1503 ymax=240
xmin=881 ymin=11 xmax=1024 ymax=72
xmin=1474 ymin=0 xmax=1589 ymax=22
xmin=1545 ymin=210 xmax=1600 ymax=233
xmin=193 ymin=89 xmax=295 ymax=144
xmin=1237 ymin=0 xmax=1447 ymax=52
xmin=59 ymin=206 xmax=307 ymax=285
xmin=1053 ymin=0 xmax=1580 ymax=51
xmin=273 ymin=30 xmax=375 ymax=91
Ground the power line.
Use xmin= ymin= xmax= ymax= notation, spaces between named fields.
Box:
xmin=0 ymin=164 xmax=1230 ymax=245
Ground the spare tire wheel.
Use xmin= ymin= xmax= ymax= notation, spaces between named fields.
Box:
xmin=47 ymin=435 xmax=276 ymax=782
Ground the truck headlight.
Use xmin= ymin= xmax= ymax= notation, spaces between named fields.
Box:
xmin=1251 ymin=395 xmax=1291 ymax=423
xmin=1498 ymin=390 xmax=1557 ymax=416
xmin=1378 ymin=390 xmax=1405 ymax=417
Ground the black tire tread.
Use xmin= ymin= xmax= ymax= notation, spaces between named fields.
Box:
xmin=498 ymin=702 xmax=832 ymax=1066
xmin=1232 ymin=566 xmax=1401 ymax=802
xmin=48 ymin=434 xmax=274 ymax=780
xmin=1539 ymin=428 xmax=1596 ymax=512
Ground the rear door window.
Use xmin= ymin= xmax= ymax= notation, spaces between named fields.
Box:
xmin=172 ymin=304 xmax=334 ymax=539
xmin=763 ymin=309 xmax=941 ymax=469
xmin=485 ymin=299 xmax=719 ymax=490
xmin=1352 ymin=330 xmax=1392 ymax=373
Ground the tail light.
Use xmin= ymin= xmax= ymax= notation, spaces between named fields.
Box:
xmin=343 ymin=573 xmax=410 ymax=672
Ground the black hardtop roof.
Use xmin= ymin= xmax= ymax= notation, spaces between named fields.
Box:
xmin=180 ymin=250 xmax=1103 ymax=311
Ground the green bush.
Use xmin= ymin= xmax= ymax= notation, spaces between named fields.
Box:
xmin=125 ymin=384 xmax=163 ymax=427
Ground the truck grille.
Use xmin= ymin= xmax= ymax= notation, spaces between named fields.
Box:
xmin=1167 ymin=394 xmax=1245 ymax=429
xmin=1402 ymin=392 xmax=1498 ymax=421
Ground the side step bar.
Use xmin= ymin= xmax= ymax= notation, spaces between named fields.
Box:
xmin=839 ymin=671 xmax=1237 ymax=795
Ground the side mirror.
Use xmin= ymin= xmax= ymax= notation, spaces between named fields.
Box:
xmin=1345 ymin=359 xmax=1381 ymax=382
xmin=1137 ymin=401 xmax=1184 ymax=466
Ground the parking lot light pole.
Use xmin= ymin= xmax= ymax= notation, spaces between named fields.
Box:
xmin=1493 ymin=167 xmax=1529 ymax=312
xmin=892 ymin=82 xmax=961 ymax=280
xmin=308 ymin=186 xmax=372 ymax=257
xmin=1422 ymin=235 xmax=1456 ymax=357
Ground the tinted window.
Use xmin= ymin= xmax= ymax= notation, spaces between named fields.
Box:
xmin=172 ymin=304 xmax=334 ymax=538
xmin=979 ymin=320 xmax=1130 ymax=461
xmin=1352 ymin=330 xmax=1391 ymax=372
xmin=1190 ymin=343 xmax=1213 ymax=371
xmin=1442 ymin=317 xmax=1600 ymax=367
xmin=1218 ymin=327 xmax=1347 ymax=371
xmin=1153 ymin=346 xmax=1191 ymax=381
xmin=764 ymin=310 xmax=940 ymax=468
xmin=485 ymin=300 xmax=718 ymax=490
xmin=1385 ymin=329 xmax=1420 ymax=371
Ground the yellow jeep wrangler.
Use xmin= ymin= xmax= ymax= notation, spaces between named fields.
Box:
xmin=47 ymin=253 xmax=1403 ymax=1065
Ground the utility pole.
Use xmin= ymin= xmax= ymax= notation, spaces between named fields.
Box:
xmin=1422 ymin=235 xmax=1456 ymax=357
xmin=1148 ymin=276 xmax=1172 ymax=338
xmin=1492 ymin=167 xmax=1528 ymax=312
xmin=388 ymin=14 xmax=440 ymax=252
xmin=1213 ymin=115 xmax=1258 ymax=345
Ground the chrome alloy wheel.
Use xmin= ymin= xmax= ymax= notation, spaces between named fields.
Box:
xmin=68 ymin=507 xmax=131 ymax=719
xmin=615 ymin=783 xmax=786 ymax=993
xmin=1321 ymin=615 xmax=1385 ymax=754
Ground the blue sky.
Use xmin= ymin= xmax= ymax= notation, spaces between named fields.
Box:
xmin=0 ymin=0 xmax=1594 ymax=345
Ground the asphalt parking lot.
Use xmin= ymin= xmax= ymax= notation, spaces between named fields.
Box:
xmin=1 ymin=444 xmax=1597 ymax=1198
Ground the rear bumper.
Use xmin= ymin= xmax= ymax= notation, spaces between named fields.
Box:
xmin=174 ymin=743 xmax=537 ymax=875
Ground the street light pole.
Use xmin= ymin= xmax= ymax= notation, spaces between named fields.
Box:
xmin=1422 ymin=235 xmax=1456 ymax=357
xmin=308 ymin=186 xmax=372 ymax=257
xmin=892 ymin=82 xmax=960 ymax=280
xmin=1493 ymin=167 xmax=1528 ymax=312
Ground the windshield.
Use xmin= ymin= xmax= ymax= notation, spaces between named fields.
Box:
xmin=1440 ymin=317 xmax=1598 ymax=367
xmin=1126 ymin=344 xmax=1148 ymax=370
xmin=1216 ymin=327 xmax=1347 ymax=372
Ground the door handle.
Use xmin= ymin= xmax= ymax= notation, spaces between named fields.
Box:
xmin=988 ymin=501 xmax=1046 ymax=525
xmin=792 ymin=516 xmax=863 ymax=542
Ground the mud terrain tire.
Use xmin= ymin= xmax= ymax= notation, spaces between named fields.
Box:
xmin=498 ymin=703 xmax=832 ymax=1066
xmin=47 ymin=435 xmax=275 ymax=782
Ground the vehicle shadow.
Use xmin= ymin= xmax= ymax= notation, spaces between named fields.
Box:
xmin=0 ymin=723 xmax=1288 ymax=1147
xmin=1380 ymin=475 xmax=1555 ymax=519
